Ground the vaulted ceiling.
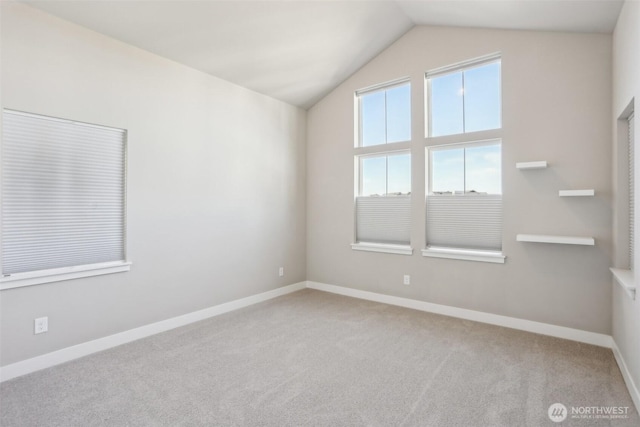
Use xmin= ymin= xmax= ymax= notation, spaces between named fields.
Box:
xmin=24 ymin=0 xmax=624 ymax=109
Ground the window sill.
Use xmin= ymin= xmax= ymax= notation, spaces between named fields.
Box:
xmin=610 ymin=268 xmax=636 ymax=300
xmin=421 ymin=247 xmax=505 ymax=264
xmin=0 ymin=261 xmax=132 ymax=291
xmin=351 ymin=243 xmax=413 ymax=255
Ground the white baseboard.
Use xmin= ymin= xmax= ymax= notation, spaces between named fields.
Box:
xmin=306 ymin=281 xmax=613 ymax=348
xmin=0 ymin=280 xmax=620 ymax=386
xmin=612 ymin=340 xmax=640 ymax=415
xmin=0 ymin=282 xmax=306 ymax=383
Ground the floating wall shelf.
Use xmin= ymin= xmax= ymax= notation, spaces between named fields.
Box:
xmin=559 ymin=189 xmax=595 ymax=197
xmin=516 ymin=234 xmax=595 ymax=246
xmin=516 ymin=161 xmax=548 ymax=170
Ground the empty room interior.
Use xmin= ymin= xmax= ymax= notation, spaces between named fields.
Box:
xmin=1 ymin=0 xmax=640 ymax=425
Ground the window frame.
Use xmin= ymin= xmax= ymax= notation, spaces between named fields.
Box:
xmin=611 ymin=104 xmax=636 ymax=300
xmin=354 ymin=149 xmax=412 ymax=251
xmin=424 ymin=140 xmax=504 ymax=261
xmin=425 ymin=53 xmax=502 ymax=139
xmin=423 ymin=54 xmax=504 ymax=263
xmin=0 ymin=109 xmax=131 ymax=290
xmin=353 ymin=77 xmax=413 ymax=255
xmin=629 ymin=112 xmax=635 ymax=272
xmin=357 ymin=150 xmax=412 ymax=197
xmin=355 ymin=77 xmax=411 ymax=148
xmin=426 ymin=139 xmax=502 ymax=196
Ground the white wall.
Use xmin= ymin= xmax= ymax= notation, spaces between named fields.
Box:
xmin=0 ymin=2 xmax=306 ymax=366
xmin=307 ymin=26 xmax=612 ymax=334
xmin=612 ymin=0 xmax=640 ymax=405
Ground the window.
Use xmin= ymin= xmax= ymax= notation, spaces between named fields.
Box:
xmin=1 ymin=110 xmax=130 ymax=289
xmin=630 ymin=112 xmax=635 ymax=270
xmin=360 ymin=152 xmax=411 ymax=197
xmin=358 ymin=80 xmax=411 ymax=147
xmin=611 ymin=107 xmax=635 ymax=297
xmin=426 ymin=141 xmax=502 ymax=253
xmin=424 ymin=55 xmax=504 ymax=263
xmin=353 ymin=79 xmax=412 ymax=254
xmin=356 ymin=152 xmax=411 ymax=247
xmin=427 ymin=55 xmax=501 ymax=137
xmin=430 ymin=142 xmax=501 ymax=196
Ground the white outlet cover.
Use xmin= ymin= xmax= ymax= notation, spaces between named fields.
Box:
xmin=403 ymin=275 xmax=410 ymax=285
xmin=34 ymin=317 xmax=48 ymax=334
xmin=279 ymin=267 xmax=284 ymax=277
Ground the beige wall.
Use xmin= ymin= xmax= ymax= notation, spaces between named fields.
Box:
xmin=307 ymin=26 xmax=612 ymax=334
xmin=0 ymin=3 xmax=306 ymax=366
xmin=612 ymin=0 xmax=640 ymax=405
xmin=0 ymin=1 xmax=623 ymax=372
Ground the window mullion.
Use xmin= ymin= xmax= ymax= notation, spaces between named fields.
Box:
xmin=385 ymin=156 xmax=389 ymax=196
xmin=384 ymin=90 xmax=388 ymax=144
xmin=463 ymin=148 xmax=467 ymax=194
xmin=461 ymin=71 xmax=466 ymax=134
xmin=358 ymin=157 xmax=363 ymax=196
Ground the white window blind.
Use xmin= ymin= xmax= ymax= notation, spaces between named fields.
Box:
xmin=356 ymin=196 xmax=410 ymax=245
xmin=426 ymin=195 xmax=502 ymax=251
xmin=2 ymin=110 xmax=126 ymax=276
xmin=630 ymin=112 xmax=635 ymax=270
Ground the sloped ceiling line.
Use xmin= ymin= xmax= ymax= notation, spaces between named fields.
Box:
xmin=22 ymin=0 xmax=624 ymax=109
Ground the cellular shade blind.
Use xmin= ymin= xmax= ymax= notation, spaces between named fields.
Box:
xmin=356 ymin=196 xmax=410 ymax=245
xmin=2 ymin=110 xmax=126 ymax=276
xmin=426 ymin=194 xmax=502 ymax=251
xmin=630 ymin=112 xmax=635 ymax=270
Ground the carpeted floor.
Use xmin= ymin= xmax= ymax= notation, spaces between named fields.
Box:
xmin=0 ymin=289 xmax=637 ymax=426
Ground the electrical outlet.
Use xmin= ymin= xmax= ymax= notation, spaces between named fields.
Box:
xmin=403 ymin=275 xmax=410 ymax=285
xmin=279 ymin=267 xmax=284 ymax=277
xmin=34 ymin=317 xmax=48 ymax=334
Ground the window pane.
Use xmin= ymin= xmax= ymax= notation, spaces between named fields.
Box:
xmin=387 ymin=153 xmax=411 ymax=195
xmin=360 ymin=91 xmax=385 ymax=146
xmin=361 ymin=156 xmax=386 ymax=196
xmin=465 ymin=144 xmax=502 ymax=194
xmin=386 ymin=84 xmax=411 ymax=143
xmin=430 ymin=72 xmax=463 ymax=137
xmin=464 ymin=62 xmax=501 ymax=133
xmin=431 ymin=148 xmax=464 ymax=194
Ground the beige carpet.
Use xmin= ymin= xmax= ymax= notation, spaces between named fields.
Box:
xmin=0 ymin=289 xmax=637 ymax=426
